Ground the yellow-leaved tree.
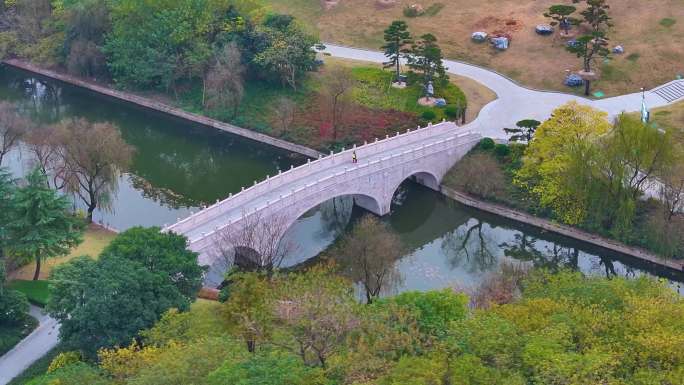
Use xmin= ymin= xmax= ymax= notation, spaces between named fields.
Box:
xmin=515 ymin=102 xmax=611 ymax=225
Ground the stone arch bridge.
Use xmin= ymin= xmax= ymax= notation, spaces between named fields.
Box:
xmin=164 ymin=121 xmax=482 ymax=267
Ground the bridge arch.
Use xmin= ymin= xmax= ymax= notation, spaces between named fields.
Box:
xmin=283 ymin=191 xmax=384 ymax=238
xmin=387 ymin=169 xmax=442 ymax=205
xmin=166 ymin=123 xmax=483 ymax=276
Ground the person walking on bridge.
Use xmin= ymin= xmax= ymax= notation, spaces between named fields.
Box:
xmin=352 ymin=151 xmax=358 ymax=163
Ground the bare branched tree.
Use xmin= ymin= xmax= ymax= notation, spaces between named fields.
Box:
xmin=275 ymin=266 xmax=360 ymax=368
xmin=469 ymin=262 xmax=529 ymax=309
xmin=322 ymin=66 xmax=356 ymax=141
xmin=213 ymin=210 xmax=297 ymax=273
xmin=334 ymin=215 xmax=404 ymax=304
xmin=204 ymin=42 xmax=245 ymax=118
xmin=14 ymin=0 xmax=52 ymax=44
xmin=271 ymin=96 xmax=296 ymax=136
xmin=23 ymin=124 xmax=66 ymax=190
xmin=659 ymin=161 xmax=684 ymax=221
xmin=55 ymin=118 xmax=134 ymax=222
xmin=444 ymin=152 xmax=506 ymax=200
xmin=0 ymin=102 xmax=29 ymax=166
xmin=66 ymin=39 xmax=106 ymax=78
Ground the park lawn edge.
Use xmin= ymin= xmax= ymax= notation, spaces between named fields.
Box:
xmin=8 ymin=280 xmax=50 ymax=307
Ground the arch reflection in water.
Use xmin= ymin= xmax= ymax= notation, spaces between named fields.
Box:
xmin=272 ymin=181 xmax=684 ymax=295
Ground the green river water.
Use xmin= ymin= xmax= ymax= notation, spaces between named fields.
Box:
xmin=2 ymin=65 xmax=682 ymax=293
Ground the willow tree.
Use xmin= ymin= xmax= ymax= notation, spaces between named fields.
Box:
xmin=57 ymin=118 xmax=134 ymax=223
xmin=0 ymin=102 xmax=29 ymax=167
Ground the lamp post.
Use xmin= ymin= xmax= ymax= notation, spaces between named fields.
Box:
xmin=640 ymin=87 xmax=650 ymax=123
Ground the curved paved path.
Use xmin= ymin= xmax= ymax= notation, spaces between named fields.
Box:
xmin=0 ymin=306 xmax=59 ymax=385
xmin=321 ymin=43 xmax=680 ymax=138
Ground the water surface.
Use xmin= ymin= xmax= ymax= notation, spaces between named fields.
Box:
xmin=2 ymin=65 xmax=682 ymax=294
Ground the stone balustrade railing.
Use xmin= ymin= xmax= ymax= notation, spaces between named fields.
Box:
xmin=180 ymin=129 xmax=480 ymax=252
xmin=164 ymin=120 xmax=468 ymax=235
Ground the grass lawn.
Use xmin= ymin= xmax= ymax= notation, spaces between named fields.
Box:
xmin=0 ymin=316 xmax=39 ymax=356
xmin=177 ymin=57 xmax=472 ymax=150
xmin=266 ymin=0 xmax=684 ymax=96
xmin=8 ymin=224 xmax=117 ymax=281
xmin=7 ymin=224 xmax=116 ymax=307
xmin=629 ymin=100 xmax=684 ymax=179
xmin=325 ymin=57 xmax=496 ymax=120
xmin=8 ymin=280 xmax=50 ymax=307
xmin=647 ymin=100 xmax=684 ymax=145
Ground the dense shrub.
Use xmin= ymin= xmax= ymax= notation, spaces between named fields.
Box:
xmin=421 ymin=110 xmax=437 ymax=121
xmin=436 ymin=83 xmax=467 ymax=111
xmin=47 ymin=352 xmax=82 ymax=373
xmin=379 ymin=289 xmax=468 ymax=339
xmin=0 ymin=262 xmax=30 ymax=325
xmin=26 ymin=363 xmax=108 ymax=385
xmin=478 ymin=137 xmax=496 ymax=150
xmin=208 ymin=350 xmax=327 ymax=385
xmin=0 ymin=31 xmax=18 ymax=59
xmin=0 ymin=289 xmax=30 ymax=325
xmin=494 ymin=143 xmax=511 ymax=158
xmin=445 ymin=152 xmax=507 ymax=200
xmin=444 ymin=105 xmax=459 ymax=118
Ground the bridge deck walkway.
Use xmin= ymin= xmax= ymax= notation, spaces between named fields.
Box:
xmin=167 ymin=121 xmax=478 ymax=245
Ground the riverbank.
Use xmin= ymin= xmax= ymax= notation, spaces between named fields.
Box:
xmin=3 ymin=60 xmax=681 ymax=274
xmin=1 ymin=59 xmax=322 ymax=159
xmin=439 ymin=185 xmax=684 ymax=273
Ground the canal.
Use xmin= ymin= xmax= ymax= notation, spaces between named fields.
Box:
xmin=2 ymin=65 xmax=682 ymax=294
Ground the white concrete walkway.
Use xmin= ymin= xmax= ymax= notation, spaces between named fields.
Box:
xmin=0 ymin=306 xmax=59 ymax=385
xmin=320 ymin=43 xmax=680 ymax=138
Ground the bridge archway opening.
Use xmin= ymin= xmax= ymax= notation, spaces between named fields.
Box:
xmin=410 ymin=171 xmax=440 ymax=191
xmin=390 ymin=170 xmax=440 ymax=208
xmin=204 ymin=244 xmax=264 ymax=288
xmin=233 ymin=246 xmax=264 ymax=271
xmin=279 ymin=193 xmax=383 ymax=266
xmin=389 ymin=172 xmax=440 ymax=231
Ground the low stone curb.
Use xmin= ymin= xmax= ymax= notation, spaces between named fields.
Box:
xmin=439 ymin=185 xmax=684 ymax=272
xmin=1 ymin=59 xmax=322 ymax=159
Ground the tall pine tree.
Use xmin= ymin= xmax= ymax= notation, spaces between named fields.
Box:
xmin=408 ymin=34 xmax=448 ymax=89
xmin=9 ymin=169 xmax=84 ymax=280
xmin=381 ymin=21 xmax=412 ymax=82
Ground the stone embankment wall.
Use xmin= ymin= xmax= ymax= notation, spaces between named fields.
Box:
xmin=2 ymin=59 xmax=322 ymax=159
xmin=440 ymin=186 xmax=684 ymax=272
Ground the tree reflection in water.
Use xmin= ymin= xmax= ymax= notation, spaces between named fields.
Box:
xmin=128 ymin=174 xmax=200 ymax=209
xmin=317 ymin=196 xmax=354 ymax=240
xmin=16 ymin=78 xmax=64 ymax=122
xmin=500 ymin=233 xmax=543 ymax=264
xmin=441 ymin=218 xmax=498 ymax=273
